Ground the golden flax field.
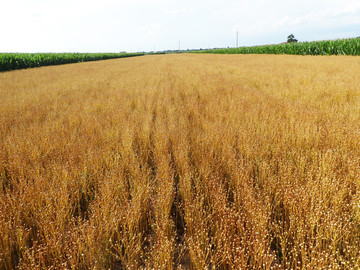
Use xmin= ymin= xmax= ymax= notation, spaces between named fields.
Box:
xmin=1 ymin=54 xmax=360 ymax=269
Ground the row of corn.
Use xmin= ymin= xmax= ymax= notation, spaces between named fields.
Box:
xmin=195 ymin=37 xmax=360 ymax=56
xmin=0 ymin=52 xmax=144 ymax=72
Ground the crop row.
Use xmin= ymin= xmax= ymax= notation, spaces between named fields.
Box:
xmin=195 ymin=37 xmax=360 ymax=56
xmin=0 ymin=52 xmax=144 ymax=72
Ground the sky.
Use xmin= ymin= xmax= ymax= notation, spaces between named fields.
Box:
xmin=1 ymin=0 xmax=360 ymax=53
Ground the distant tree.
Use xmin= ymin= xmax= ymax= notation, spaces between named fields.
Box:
xmin=287 ymin=34 xmax=298 ymax=43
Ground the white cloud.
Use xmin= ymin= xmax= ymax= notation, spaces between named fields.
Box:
xmin=1 ymin=0 xmax=359 ymax=52
xmin=133 ymin=23 xmax=167 ymax=41
xmin=273 ymin=3 xmax=360 ymax=29
xmin=164 ymin=8 xmax=195 ymax=15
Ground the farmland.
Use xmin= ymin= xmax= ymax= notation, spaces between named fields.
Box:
xmin=0 ymin=52 xmax=144 ymax=72
xmin=1 ymin=54 xmax=360 ymax=269
xmin=195 ymin=37 xmax=360 ymax=55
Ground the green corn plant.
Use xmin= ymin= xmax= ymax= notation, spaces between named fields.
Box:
xmin=193 ymin=37 xmax=360 ymax=56
xmin=0 ymin=52 xmax=144 ymax=72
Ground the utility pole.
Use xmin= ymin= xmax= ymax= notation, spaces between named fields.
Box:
xmin=236 ymin=30 xmax=239 ymax=48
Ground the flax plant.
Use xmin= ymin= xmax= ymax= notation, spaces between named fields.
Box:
xmin=0 ymin=54 xmax=360 ymax=269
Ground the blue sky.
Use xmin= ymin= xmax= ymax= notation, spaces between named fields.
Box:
xmin=1 ymin=0 xmax=360 ymax=52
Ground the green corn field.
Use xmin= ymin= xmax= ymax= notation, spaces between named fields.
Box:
xmin=0 ymin=52 xmax=144 ymax=72
xmin=194 ymin=37 xmax=360 ymax=56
